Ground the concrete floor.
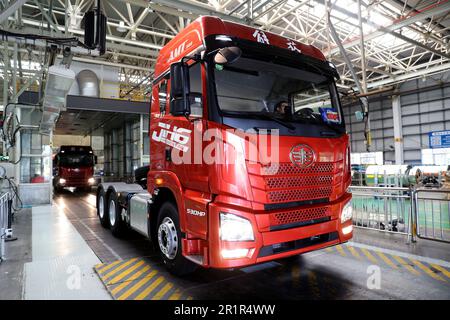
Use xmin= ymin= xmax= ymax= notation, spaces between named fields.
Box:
xmin=1 ymin=189 xmax=449 ymax=300
xmin=55 ymin=190 xmax=450 ymax=300
xmin=0 ymin=209 xmax=31 ymax=299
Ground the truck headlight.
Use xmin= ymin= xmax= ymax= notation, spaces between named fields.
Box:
xmin=341 ymin=201 xmax=352 ymax=223
xmin=88 ymin=177 xmax=95 ymax=184
xmin=59 ymin=178 xmax=66 ymax=184
xmin=220 ymin=213 xmax=254 ymax=241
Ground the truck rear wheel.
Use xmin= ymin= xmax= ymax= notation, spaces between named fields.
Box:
xmin=108 ymin=192 xmax=127 ymax=237
xmin=156 ymin=202 xmax=197 ymax=276
xmin=97 ymin=189 xmax=109 ymax=228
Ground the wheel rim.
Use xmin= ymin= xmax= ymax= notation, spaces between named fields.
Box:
xmin=158 ymin=217 xmax=178 ymax=260
xmin=99 ymin=195 xmax=104 ymax=219
xmin=109 ymin=199 xmax=116 ymax=226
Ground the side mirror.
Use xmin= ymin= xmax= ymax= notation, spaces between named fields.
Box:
xmin=170 ymin=62 xmax=190 ymax=116
xmin=214 ymin=46 xmax=242 ymax=65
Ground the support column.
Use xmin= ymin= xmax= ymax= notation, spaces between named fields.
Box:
xmin=392 ymin=95 xmax=404 ymax=164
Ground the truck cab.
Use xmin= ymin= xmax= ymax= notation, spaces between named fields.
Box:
xmin=97 ymin=16 xmax=352 ymax=275
xmin=53 ymin=145 xmax=97 ymax=192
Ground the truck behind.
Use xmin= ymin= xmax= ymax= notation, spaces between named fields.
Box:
xmin=53 ymin=145 xmax=97 ymax=192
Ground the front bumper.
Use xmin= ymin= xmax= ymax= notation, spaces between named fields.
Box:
xmin=203 ymin=192 xmax=352 ymax=269
xmin=55 ymin=177 xmax=95 ymax=188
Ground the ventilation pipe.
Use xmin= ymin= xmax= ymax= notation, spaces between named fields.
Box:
xmin=77 ymin=69 xmax=99 ymax=97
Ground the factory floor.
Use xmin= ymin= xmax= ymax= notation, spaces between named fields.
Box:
xmin=1 ymin=189 xmax=449 ymax=300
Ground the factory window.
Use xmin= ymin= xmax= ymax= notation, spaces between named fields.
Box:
xmin=422 ymin=148 xmax=450 ymax=165
xmin=351 ymin=152 xmax=383 ymax=165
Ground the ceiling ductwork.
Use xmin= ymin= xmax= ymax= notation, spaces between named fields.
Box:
xmin=76 ymin=69 xmax=99 ymax=98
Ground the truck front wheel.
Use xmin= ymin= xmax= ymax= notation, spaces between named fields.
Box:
xmin=97 ymin=189 xmax=109 ymax=228
xmin=156 ymin=202 xmax=197 ymax=276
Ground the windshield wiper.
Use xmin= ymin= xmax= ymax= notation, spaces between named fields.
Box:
xmin=293 ymin=114 xmax=342 ymax=135
xmin=258 ymin=113 xmax=296 ymax=131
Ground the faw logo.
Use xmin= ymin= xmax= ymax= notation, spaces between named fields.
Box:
xmin=168 ymin=40 xmax=193 ymax=62
xmin=152 ymin=122 xmax=191 ymax=152
xmin=290 ymin=144 xmax=315 ymax=167
xmin=187 ymin=208 xmax=206 ymax=217
xmin=252 ymin=30 xmax=269 ymax=44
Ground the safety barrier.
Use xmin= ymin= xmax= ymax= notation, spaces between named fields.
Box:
xmin=413 ymin=188 xmax=450 ymax=243
xmin=349 ymin=186 xmax=413 ymax=237
xmin=349 ymin=186 xmax=450 ymax=243
xmin=0 ymin=193 xmax=10 ymax=262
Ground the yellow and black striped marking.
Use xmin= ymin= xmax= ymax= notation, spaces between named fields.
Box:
xmin=94 ymin=258 xmax=193 ymax=300
xmin=329 ymin=244 xmax=450 ymax=284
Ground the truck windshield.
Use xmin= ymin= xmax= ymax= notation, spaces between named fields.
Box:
xmin=212 ymin=56 xmax=343 ymax=127
xmin=59 ymin=154 xmax=94 ymax=167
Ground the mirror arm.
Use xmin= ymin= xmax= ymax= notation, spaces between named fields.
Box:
xmin=181 ymin=53 xmax=202 ymax=64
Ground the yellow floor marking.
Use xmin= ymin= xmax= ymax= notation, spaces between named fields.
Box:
xmin=134 ymin=276 xmax=165 ymax=300
xmin=411 ymin=260 xmax=446 ymax=282
xmin=152 ymin=282 xmax=174 ymax=300
xmin=291 ymin=264 xmax=301 ymax=288
xmin=325 ymin=247 xmax=333 ymax=253
xmin=102 ymin=258 xmax=139 ymax=281
xmin=375 ymin=252 xmax=398 ymax=269
xmin=169 ymin=290 xmax=182 ymax=300
xmin=110 ymin=265 xmax=151 ymax=296
xmin=430 ymin=264 xmax=450 ymax=279
xmin=391 ymin=255 xmax=420 ymax=276
xmin=95 ymin=263 xmax=104 ymax=269
xmin=347 ymin=246 xmax=362 ymax=260
xmin=117 ymin=270 xmax=158 ymax=300
xmin=361 ymin=248 xmax=378 ymax=264
xmin=291 ymin=264 xmax=301 ymax=279
xmin=107 ymin=260 xmax=146 ymax=285
xmin=308 ymin=271 xmax=320 ymax=298
xmin=97 ymin=260 xmax=122 ymax=274
xmin=187 ymin=296 xmax=194 ymax=300
xmin=335 ymin=245 xmax=347 ymax=257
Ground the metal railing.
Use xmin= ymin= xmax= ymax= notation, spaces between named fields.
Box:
xmin=413 ymin=188 xmax=450 ymax=243
xmin=349 ymin=186 xmax=413 ymax=237
xmin=349 ymin=186 xmax=450 ymax=244
xmin=0 ymin=193 xmax=10 ymax=262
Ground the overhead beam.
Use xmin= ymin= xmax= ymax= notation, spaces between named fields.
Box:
xmin=150 ymin=0 xmax=245 ymax=24
xmin=321 ymin=0 xmax=450 ymax=59
xmin=0 ymin=0 xmax=27 ymax=24
xmin=366 ymin=61 xmax=450 ymax=89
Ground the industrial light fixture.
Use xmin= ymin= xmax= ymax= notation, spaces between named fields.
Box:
xmin=116 ymin=21 xmax=127 ymax=32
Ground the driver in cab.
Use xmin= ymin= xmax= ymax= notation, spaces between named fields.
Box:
xmin=274 ymin=101 xmax=289 ymax=115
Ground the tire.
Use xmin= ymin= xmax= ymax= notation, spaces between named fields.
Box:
xmin=55 ymin=186 xmax=64 ymax=193
xmin=97 ymin=188 xmax=109 ymax=228
xmin=108 ymin=192 xmax=127 ymax=237
xmin=156 ymin=202 xmax=197 ymax=276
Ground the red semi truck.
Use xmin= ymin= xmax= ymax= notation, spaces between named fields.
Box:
xmin=96 ymin=16 xmax=353 ymax=275
xmin=53 ymin=145 xmax=97 ymax=192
